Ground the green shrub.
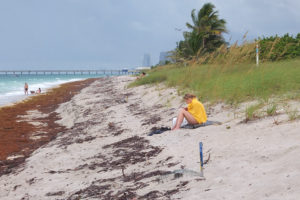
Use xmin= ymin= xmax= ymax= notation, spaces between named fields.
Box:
xmin=259 ymin=33 xmax=300 ymax=61
xmin=266 ymin=104 xmax=277 ymax=116
xmin=245 ymin=103 xmax=263 ymax=122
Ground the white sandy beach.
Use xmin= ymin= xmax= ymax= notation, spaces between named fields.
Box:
xmin=0 ymin=76 xmax=300 ymax=200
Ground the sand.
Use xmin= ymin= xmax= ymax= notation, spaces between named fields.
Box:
xmin=0 ymin=76 xmax=299 ymax=199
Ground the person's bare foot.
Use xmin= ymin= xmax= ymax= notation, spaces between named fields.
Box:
xmin=172 ymin=127 xmax=180 ymax=131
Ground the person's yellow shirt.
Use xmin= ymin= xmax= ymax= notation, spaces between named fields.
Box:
xmin=187 ymin=98 xmax=207 ymax=124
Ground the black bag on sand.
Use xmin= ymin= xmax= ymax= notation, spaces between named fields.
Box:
xmin=147 ymin=121 xmax=222 ymax=136
xmin=148 ymin=127 xmax=171 ymax=136
xmin=181 ymin=120 xmax=222 ymax=129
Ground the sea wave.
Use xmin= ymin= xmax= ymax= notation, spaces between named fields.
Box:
xmin=0 ymin=77 xmax=84 ymax=106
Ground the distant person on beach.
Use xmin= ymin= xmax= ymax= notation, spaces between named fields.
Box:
xmin=172 ymin=94 xmax=207 ymax=131
xmin=36 ymin=88 xmax=41 ymax=94
xmin=137 ymin=72 xmax=146 ymax=79
xmin=24 ymin=82 xmax=28 ymax=95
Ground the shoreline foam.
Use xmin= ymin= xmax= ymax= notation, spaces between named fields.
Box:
xmin=0 ymin=77 xmax=87 ymax=107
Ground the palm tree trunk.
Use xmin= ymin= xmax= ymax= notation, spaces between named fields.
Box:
xmin=202 ymin=37 xmax=205 ymax=49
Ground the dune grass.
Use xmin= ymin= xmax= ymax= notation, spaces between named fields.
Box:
xmin=130 ymin=59 xmax=300 ymax=104
xmin=266 ymin=104 xmax=277 ymax=116
xmin=245 ymin=102 xmax=264 ymax=122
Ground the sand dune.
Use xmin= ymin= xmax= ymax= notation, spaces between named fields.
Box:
xmin=0 ymin=76 xmax=299 ymax=199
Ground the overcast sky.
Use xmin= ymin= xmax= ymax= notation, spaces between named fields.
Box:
xmin=0 ymin=0 xmax=299 ymax=69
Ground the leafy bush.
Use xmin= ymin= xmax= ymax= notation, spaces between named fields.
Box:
xmin=258 ymin=33 xmax=300 ymax=61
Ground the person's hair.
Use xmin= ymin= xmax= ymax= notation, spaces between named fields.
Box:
xmin=183 ymin=94 xmax=196 ymax=100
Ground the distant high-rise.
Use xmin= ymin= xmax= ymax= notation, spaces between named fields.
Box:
xmin=142 ymin=54 xmax=151 ymax=67
xmin=159 ymin=51 xmax=172 ymax=65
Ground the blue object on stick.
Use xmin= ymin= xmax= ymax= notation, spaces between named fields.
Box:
xmin=199 ymin=142 xmax=203 ymax=168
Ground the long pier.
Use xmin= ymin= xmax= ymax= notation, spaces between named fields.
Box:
xmin=0 ymin=69 xmax=139 ymax=75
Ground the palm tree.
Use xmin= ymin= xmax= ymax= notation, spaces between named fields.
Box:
xmin=186 ymin=3 xmax=227 ymax=51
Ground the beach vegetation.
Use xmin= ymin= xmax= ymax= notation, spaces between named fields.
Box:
xmin=287 ymin=109 xmax=300 ymax=121
xmin=130 ymin=4 xmax=300 ymax=107
xmin=266 ymin=104 xmax=277 ymax=116
xmin=174 ymin=3 xmax=227 ymax=60
xmin=169 ymin=3 xmax=300 ymax=64
xmin=245 ymin=102 xmax=264 ymax=122
xmin=130 ymin=59 xmax=300 ymax=104
xmin=259 ymin=33 xmax=300 ymax=61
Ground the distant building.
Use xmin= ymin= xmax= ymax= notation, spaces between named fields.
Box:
xmin=136 ymin=66 xmax=151 ymax=71
xmin=143 ymin=54 xmax=151 ymax=67
xmin=159 ymin=51 xmax=172 ymax=65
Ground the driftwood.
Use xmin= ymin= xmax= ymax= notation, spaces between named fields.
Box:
xmin=203 ymin=153 xmax=210 ymax=165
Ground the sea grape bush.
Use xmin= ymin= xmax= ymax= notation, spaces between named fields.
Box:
xmin=258 ymin=33 xmax=300 ymax=61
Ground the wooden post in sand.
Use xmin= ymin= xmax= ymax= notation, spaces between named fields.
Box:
xmin=199 ymin=142 xmax=204 ymax=176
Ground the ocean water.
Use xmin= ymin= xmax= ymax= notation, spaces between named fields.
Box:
xmin=0 ymin=74 xmax=105 ymax=106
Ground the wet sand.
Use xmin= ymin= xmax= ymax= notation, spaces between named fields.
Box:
xmin=0 ymin=76 xmax=300 ymax=200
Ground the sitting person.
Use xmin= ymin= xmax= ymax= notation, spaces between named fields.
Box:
xmin=36 ymin=88 xmax=41 ymax=94
xmin=172 ymin=94 xmax=207 ymax=131
xmin=137 ymin=72 xmax=146 ymax=79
